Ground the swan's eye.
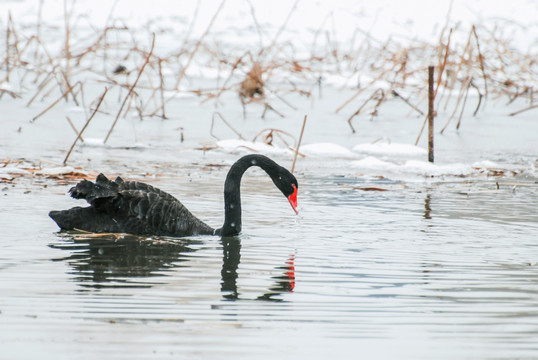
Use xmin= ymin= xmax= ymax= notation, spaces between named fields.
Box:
xmin=278 ymin=176 xmax=282 ymax=180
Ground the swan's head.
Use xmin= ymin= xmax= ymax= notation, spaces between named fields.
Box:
xmin=272 ymin=167 xmax=299 ymax=215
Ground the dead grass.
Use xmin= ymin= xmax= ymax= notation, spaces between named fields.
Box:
xmin=0 ymin=1 xmax=536 ymax=162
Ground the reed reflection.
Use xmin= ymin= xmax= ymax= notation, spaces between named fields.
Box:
xmin=424 ymin=193 xmax=432 ymax=219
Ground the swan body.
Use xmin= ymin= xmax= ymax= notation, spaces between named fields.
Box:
xmin=49 ymin=154 xmax=299 ymax=237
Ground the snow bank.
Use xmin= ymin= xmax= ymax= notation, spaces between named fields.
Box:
xmin=352 ymin=143 xmax=427 ymax=158
xmin=35 ymin=167 xmax=78 ymax=176
xmin=0 ymin=167 xmax=32 ymax=179
xmin=351 ymin=156 xmax=399 ymax=172
xmin=402 ymin=160 xmax=471 ymax=176
xmin=216 ymin=139 xmax=292 ymax=156
xmin=80 ymin=138 xmax=106 ymax=147
xmin=217 ymin=140 xmax=356 ymax=158
xmin=352 ymin=157 xmax=474 ymax=177
xmin=300 ymin=143 xmax=355 ymax=157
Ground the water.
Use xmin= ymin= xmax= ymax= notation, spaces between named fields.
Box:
xmin=1 ymin=80 xmax=537 ymax=359
xmin=1 ymin=157 xmax=537 ymax=359
xmin=1 ymin=0 xmax=537 ymax=356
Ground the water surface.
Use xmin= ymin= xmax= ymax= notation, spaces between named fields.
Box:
xmin=1 ymin=161 xmax=537 ymax=359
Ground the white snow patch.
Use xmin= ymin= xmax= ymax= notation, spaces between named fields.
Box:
xmin=35 ymin=167 xmax=78 ymax=176
xmin=352 ymin=157 xmax=474 ymax=177
xmin=0 ymin=167 xmax=32 ymax=179
xmin=65 ymin=106 xmax=85 ymax=113
xmin=352 ymin=156 xmax=399 ymax=171
xmin=352 ymin=143 xmax=427 ymax=157
xmin=130 ymin=142 xmax=151 ymax=149
xmin=472 ymin=160 xmax=502 ymax=168
xmin=80 ymin=138 xmax=106 ymax=147
xmin=0 ymin=83 xmax=15 ymax=91
xmin=216 ymin=139 xmax=292 ymax=155
xmin=301 ymin=143 xmax=355 ymax=157
xmin=165 ymin=91 xmax=197 ymax=100
xmin=402 ymin=160 xmax=471 ymax=176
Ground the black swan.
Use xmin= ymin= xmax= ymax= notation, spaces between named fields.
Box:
xmin=49 ymin=154 xmax=299 ymax=237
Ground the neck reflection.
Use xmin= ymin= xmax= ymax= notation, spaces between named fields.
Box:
xmin=220 ymin=237 xmax=295 ymax=301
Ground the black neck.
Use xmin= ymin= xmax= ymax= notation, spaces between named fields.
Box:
xmin=216 ymin=155 xmax=281 ymax=237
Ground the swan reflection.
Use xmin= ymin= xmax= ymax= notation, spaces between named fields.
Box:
xmin=50 ymin=234 xmax=196 ymax=288
xmin=221 ymin=237 xmax=295 ymax=301
xmin=50 ymin=233 xmax=295 ymax=300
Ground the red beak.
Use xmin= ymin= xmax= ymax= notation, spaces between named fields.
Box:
xmin=287 ymin=184 xmax=298 ymax=215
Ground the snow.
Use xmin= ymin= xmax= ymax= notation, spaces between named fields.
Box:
xmin=349 ymin=157 xmax=528 ymax=179
xmin=0 ymin=0 xmax=535 ymax=182
xmin=80 ymin=138 xmax=106 ymax=147
xmin=300 ymin=143 xmax=355 ymax=157
xmin=352 ymin=156 xmax=399 ymax=171
xmin=352 ymin=142 xmax=427 ymax=158
xmin=213 ymin=140 xmax=523 ymax=179
xmin=35 ymin=167 xmax=77 ymax=176
xmin=4 ymin=0 xmax=536 ymax=49
xmin=472 ymin=160 xmax=502 ymax=168
xmin=403 ymin=160 xmax=471 ymax=177
xmin=352 ymin=157 xmax=472 ymax=177
xmin=0 ymin=2 xmax=536 ymax=359
xmin=216 ymin=139 xmax=292 ymax=156
xmin=0 ymin=167 xmax=32 ymax=179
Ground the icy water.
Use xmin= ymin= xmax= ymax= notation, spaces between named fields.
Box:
xmin=0 ymin=87 xmax=537 ymax=359
xmin=1 ymin=149 xmax=538 ymax=359
xmin=0 ymin=50 xmax=537 ymax=359
xmin=1 ymin=0 xmax=537 ymax=357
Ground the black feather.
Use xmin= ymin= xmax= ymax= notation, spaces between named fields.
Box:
xmin=49 ymin=155 xmax=299 ymax=238
xmin=50 ymin=174 xmax=214 ymax=237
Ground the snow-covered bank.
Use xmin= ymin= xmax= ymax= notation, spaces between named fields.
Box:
xmin=0 ymin=0 xmax=536 ymax=184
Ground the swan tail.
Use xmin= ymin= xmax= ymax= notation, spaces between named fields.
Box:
xmin=49 ymin=206 xmax=118 ymax=232
xmin=69 ymin=173 xmax=121 ymax=204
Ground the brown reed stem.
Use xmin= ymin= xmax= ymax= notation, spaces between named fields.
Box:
xmin=104 ymin=33 xmax=155 ymax=144
xmin=415 ymin=113 xmax=428 ymax=146
xmin=346 ymin=88 xmax=384 ymax=133
xmin=174 ymin=0 xmax=226 ymax=89
xmin=428 ymin=66 xmax=434 ymax=163
xmin=252 ymin=128 xmax=297 ymax=148
xmin=65 ymin=116 xmax=84 ymax=142
xmin=210 ymin=112 xmax=245 ymax=140
xmin=456 ymin=79 xmax=471 ymax=130
xmin=509 ymin=103 xmax=538 ymax=116
xmin=64 ymin=87 xmax=108 ymax=164
xmin=443 ymin=26 xmax=472 ymax=111
xmin=32 ymin=82 xmax=78 ymax=122
xmin=261 ymin=102 xmax=285 ymax=118
xmin=157 ymin=59 xmax=167 ymax=119
xmin=335 ymin=68 xmax=392 ymax=113
xmin=471 ymin=25 xmax=488 ymax=98
xmin=261 ymin=0 xmax=298 ymax=58
xmin=435 ymin=28 xmax=452 ymax=98
xmin=5 ymin=12 xmax=11 ymax=82
xmin=63 ymin=0 xmax=71 ymax=89
xmin=291 ymin=115 xmax=307 ymax=174
xmin=441 ymin=76 xmax=471 ymax=133
xmin=392 ymin=90 xmax=425 ymax=116
xmin=246 ymin=0 xmax=264 ymax=48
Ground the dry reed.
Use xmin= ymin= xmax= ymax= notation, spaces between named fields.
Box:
xmin=0 ymin=0 xmax=535 ymax=160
